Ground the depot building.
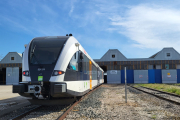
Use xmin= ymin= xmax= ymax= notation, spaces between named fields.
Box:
xmin=0 ymin=47 xmax=180 ymax=85
xmin=94 ymin=47 xmax=180 ymax=84
xmin=0 ymin=52 xmax=22 ymax=85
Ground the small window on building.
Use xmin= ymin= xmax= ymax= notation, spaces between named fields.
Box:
xmin=11 ymin=57 xmax=14 ymax=60
xmin=167 ymin=53 xmax=170 ymax=57
xmin=112 ymin=55 xmax=115 ymax=58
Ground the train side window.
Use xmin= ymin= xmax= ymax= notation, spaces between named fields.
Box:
xmin=78 ymin=51 xmax=83 ymax=72
xmin=74 ymin=53 xmax=76 ymax=59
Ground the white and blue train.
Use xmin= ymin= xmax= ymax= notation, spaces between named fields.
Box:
xmin=13 ymin=34 xmax=104 ymax=99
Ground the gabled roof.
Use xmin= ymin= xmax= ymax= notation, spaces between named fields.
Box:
xmin=95 ymin=47 xmax=180 ymax=62
xmin=149 ymin=51 xmax=160 ymax=58
xmin=152 ymin=47 xmax=180 ymax=60
xmin=100 ymin=49 xmax=127 ymax=61
xmin=0 ymin=52 xmax=22 ymax=63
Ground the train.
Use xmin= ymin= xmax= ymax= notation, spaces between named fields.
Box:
xmin=13 ymin=34 xmax=104 ymax=100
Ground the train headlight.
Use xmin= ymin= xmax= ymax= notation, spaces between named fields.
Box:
xmin=52 ymin=70 xmax=64 ymax=76
xmin=54 ymin=71 xmax=58 ymax=75
xmin=23 ymin=71 xmax=29 ymax=76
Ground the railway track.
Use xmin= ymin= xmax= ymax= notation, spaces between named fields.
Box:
xmin=10 ymin=85 xmax=102 ymax=120
xmin=129 ymin=85 xmax=180 ymax=106
xmin=11 ymin=105 xmax=42 ymax=120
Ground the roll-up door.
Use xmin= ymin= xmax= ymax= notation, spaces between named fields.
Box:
xmin=162 ymin=70 xmax=177 ymax=83
xmin=134 ymin=70 xmax=148 ymax=83
xmin=6 ymin=67 xmax=19 ymax=85
xmin=107 ymin=70 xmax=121 ymax=84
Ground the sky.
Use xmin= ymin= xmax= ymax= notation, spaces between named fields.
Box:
xmin=1 ymin=0 xmax=180 ymax=59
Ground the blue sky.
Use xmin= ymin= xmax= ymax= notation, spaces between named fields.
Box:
xmin=1 ymin=0 xmax=180 ymax=59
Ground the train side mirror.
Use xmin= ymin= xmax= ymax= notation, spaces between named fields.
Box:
xmin=24 ymin=44 xmax=27 ymax=48
xmin=80 ymin=53 xmax=83 ymax=59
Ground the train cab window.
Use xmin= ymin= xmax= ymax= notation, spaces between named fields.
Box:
xmin=68 ymin=51 xmax=79 ymax=71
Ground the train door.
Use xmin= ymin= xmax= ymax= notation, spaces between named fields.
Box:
xmin=89 ymin=60 xmax=92 ymax=90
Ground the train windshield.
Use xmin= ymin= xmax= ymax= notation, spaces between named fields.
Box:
xmin=29 ymin=38 xmax=67 ymax=64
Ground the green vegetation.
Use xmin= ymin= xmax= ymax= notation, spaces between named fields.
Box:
xmin=135 ymin=84 xmax=180 ymax=95
xmin=151 ymin=115 xmax=156 ymax=119
xmin=173 ymin=83 xmax=180 ymax=86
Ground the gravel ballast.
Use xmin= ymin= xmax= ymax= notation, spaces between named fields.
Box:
xmin=65 ymin=84 xmax=180 ymax=120
xmin=2 ymin=84 xmax=180 ymax=120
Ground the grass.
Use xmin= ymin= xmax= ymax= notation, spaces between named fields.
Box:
xmin=152 ymin=115 xmax=156 ymax=119
xmin=173 ymin=83 xmax=180 ymax=86
xmin=136 ymin=84 xmax=180 ymax=95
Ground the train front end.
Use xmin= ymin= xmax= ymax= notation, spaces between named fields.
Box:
xmin=13 ymin=36 xmax=70 ymax=99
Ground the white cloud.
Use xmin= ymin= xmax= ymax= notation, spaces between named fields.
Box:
xmin=0 ymin=15 xmax=31 ymax=33
xmin=109 ymin=4 xmax=180 ymax=51
xmin=69 ymin=4 xmax=74 ymax=16
xmin=68 ymin=0 xmax=78 ymax=16
xmin=41 ymin=5 xmax=58 ymax=16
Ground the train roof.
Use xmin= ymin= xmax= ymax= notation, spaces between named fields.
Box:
xmin=30 ymin=36 xmax=104 ymax=72
xmin=32 ymin=36 xmax=70 ymax=40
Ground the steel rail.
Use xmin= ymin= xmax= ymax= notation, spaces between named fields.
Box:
xmin=11 ymin=105 xmax=42 ymax=120
xmin=57 ymin=85 xmax=102 ymax=120
xmin=10 ymin=85 xmax=102 ymax=120
xmin=129 ymin=85 xmax=180 ymax=106
xmin=140 ymin=86 xmax=180 ymax=98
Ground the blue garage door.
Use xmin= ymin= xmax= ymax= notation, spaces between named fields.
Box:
xmin=121 ymin=70 xmax=125 ymax=83
xmin=148 ymin=69 xmax=155 ymax=83
xmin=121 ymin=70 xmax=134 ymax=83
xmin=177 ymin=69 xmax=180 ymax=83
xmin=127 ymin=70 xmax=134 ymax=83
xmin=155 ymin=69 xmax=162 ymax=83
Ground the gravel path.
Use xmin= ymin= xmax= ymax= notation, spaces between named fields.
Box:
xmin=64 ymin=84 xmax=180 ymax=120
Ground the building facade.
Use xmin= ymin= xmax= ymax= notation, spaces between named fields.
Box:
xmin=0 ymin=52 xmax=22 ymax=85
xmin=94 ymin=48 xmax=180 ymax=84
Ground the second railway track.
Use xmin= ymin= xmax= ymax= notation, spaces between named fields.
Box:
xmin=129 ymin=85 xmax=180 ymax=106
xmin=8 ymin=85 xmax=102 ymax=120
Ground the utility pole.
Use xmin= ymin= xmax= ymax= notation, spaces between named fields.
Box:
xmin=125 ymin=67 xmax=127 ymax=103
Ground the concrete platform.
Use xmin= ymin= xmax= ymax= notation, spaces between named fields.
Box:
xmin=0 ymin=85 xmax=30 ymax=117
xmin=0 ymin=85 xmax=21 ymax=100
